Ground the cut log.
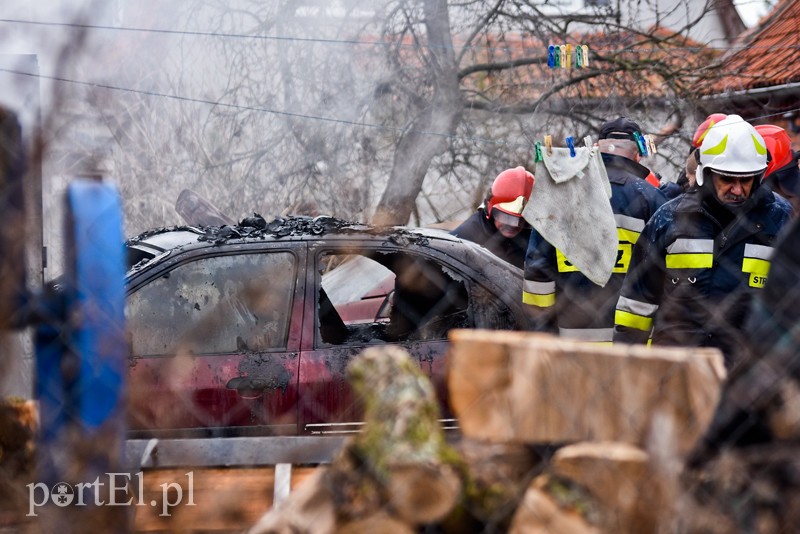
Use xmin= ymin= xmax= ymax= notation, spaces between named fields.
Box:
xmin=327 ymin=346 xmax=462 ymax=525
xmin=509 ymin=479 xmax=600 ymax=534
xmin=552 ymin=442 xmax=648 ymax=507
xmin=552 ymin=441 xmax=663 ymax=533
xmin=454 ymin=437 xmax=541 ymax=527
xmin=386 ymin=463 xmax=461 ymax=524
xmin=448 ymin=330 xmax=725 ymax=455
xmin=249 ymin=346 xmax=463 ymax=532
xmin=337 ymin=511 xmax=414 ymax=534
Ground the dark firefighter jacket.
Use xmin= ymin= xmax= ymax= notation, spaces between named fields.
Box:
xmin=451 ymin=208 xmax=531 ymax=269
xmin=613 ymin=183 xmax=792 ymax=364
xmin=523 ymin=153 xmax=667 ymax=342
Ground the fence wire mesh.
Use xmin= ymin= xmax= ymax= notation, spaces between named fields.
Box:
xmin=2 ymin=107 xmax=800 ymax=533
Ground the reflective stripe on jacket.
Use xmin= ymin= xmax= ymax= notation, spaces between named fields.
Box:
xmin=613 ymin=185 xmax=792 ymax=362
xmin=523 ymin=154 xmax=666 ymax=335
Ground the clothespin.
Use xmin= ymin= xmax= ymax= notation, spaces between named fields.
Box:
xmin=584 ymin=135 xmax=593 ymax=149
xmin=547 ymin=45 xmax=555 ymax=68
xmin=581 ymin=45 xmax=589 ymax=68
xmin=553 ymin=45 xmax=560 ymax=67
xmin=633 ymin=132 xmax=648 ymax=157
xmin=575 ymin=46 xmax=583 ymax=68
xmin=566 ymin=136 xmax=576 ymax=157
xmin=544 ymin=134 xmax=553 ymax=156
xmin=646 ymin=134 xmax=657 ymax=155
xmin=534 ymin=142 xmax=544 ymax=162
xmin=565 ymin=44 xmax=572 ymax=69
xmin=559 ymin=45 xmax=567 ymax=69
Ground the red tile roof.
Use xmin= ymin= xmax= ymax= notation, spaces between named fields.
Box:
xmin=458 ymin=28 xmax=714 ymax=104
xmin=701 ymin=0 xmax=800 ymax=95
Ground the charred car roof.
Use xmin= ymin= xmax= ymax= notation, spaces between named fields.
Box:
xmin=124 ymin=214 xmax=511 ymax=276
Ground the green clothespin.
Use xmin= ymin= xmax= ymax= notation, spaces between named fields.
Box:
xmin=534 ymin=142 xmax=544 ymax=163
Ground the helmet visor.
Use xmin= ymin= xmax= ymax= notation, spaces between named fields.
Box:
xmin=492 ymin=209 xmax=527 ymax=229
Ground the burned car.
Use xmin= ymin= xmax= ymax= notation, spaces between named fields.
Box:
xmin=124 ymin=215 xmax=529 ymax=437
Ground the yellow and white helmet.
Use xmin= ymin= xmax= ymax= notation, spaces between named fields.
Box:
xmin=696 ymin=114 xmax=768 ymax=186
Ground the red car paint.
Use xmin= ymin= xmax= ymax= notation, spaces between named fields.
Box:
xmin=124 ymin=219 xmax=528 ymax=438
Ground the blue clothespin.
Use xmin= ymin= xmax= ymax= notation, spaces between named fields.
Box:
xmin=547 ymin=45 xmax=555 ymax=68
xmin=566 ymin=136 xmax=576 ymax=157
xmin=633 ymin=132 xmax=648 ymax=157
xmin=534 ymin=142 xmax=544 ymax=162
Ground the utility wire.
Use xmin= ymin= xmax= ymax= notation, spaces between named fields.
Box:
xmin=0 ymin=17 xmax=794 ymax=55
xmin=0 ymin=67 xmax=530 ymax=149
xmin=1 ymin=67 xmax=797 ymax=149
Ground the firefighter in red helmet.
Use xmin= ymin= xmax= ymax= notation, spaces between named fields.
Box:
xmin=451 ymin=166 xmax=534 ymax=269
xmin=755 ymin=124 xmax=800 ymax=216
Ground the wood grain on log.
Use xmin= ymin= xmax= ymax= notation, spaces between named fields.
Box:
xmin=448 ymin=330 xmax=725 ymax=454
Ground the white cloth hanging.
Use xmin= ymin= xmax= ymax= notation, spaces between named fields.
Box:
xmin=522 ymin=146 xmax=617 ymax=286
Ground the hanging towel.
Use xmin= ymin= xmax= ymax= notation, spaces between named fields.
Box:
xmin=522 ymin=146 xmax=617 ymax=286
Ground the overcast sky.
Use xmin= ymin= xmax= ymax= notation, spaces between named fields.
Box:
xmin=734 ymin=0 xmax=775 ymax=27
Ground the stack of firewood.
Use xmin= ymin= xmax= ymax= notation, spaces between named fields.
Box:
xmin=249 ymin=331 xmax=726 ymax=533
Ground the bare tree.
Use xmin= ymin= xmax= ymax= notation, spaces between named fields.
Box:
xmin=46 ymin=0 xmax=735 ymax=230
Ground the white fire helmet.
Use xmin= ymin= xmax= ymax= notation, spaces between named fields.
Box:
xmin=696 ymin=114 xmax=768 ymax=186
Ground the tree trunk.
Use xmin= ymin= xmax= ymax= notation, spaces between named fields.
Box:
xmin=372 ymin=0 xmax=463 ymax=226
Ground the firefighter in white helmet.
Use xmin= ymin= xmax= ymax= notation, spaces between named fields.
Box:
xmin=613 ymin=114 xmax=792 ymax=366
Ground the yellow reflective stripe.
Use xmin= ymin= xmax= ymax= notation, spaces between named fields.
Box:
xmin=523 ymin=291 xmax=555 ymax=307
xmin=702 ymin=134 xmax=728 ymax=156
xmin=742 ymin=257 xmax=770 ymax=275
xmin=665 ymin=253 xmax=713 ymax=269
xmin=752 ymin=134 xmax=767 ymax=156
xmin=613 ymin=243 xmax=633 ymax=273
xmin=615 ymin=310 xmax=653 ymax=332
xmin=617 ymin=227 xmax=641 ymax=244
xmin=556 ymin=250 xmax=580 ymax=273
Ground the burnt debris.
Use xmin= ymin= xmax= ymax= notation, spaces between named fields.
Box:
xmin=127 ymin=215 xmax=432 ymax=247
xmin=123 ymin=216 xmax=434 ymax=275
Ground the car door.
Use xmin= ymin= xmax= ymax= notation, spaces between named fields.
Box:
xmin=125 ymin=241 xmax=306 ymax=437
xmin=297 ymin=241 xmax=473 ymax=434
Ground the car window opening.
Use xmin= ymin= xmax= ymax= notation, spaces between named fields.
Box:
xmin=127 ymin=252 xmax=296 ymax=356
xmin=319 ymin=252 xmax=470 ymax=346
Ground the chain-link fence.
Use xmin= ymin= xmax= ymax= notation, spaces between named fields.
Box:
xmin=3 ymin=90 xmax=800 ymax=533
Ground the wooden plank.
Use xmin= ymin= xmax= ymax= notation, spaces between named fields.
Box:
xmin=132 ymin=466 xmax=318 ymax=532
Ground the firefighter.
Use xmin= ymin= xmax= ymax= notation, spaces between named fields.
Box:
xmin=755 ymin=124 xmax=800 ymax=216
xmin=522 ymin=117 xmax=666 ymax=343
xmin=451 ymin=166 xmax=534 ymax=269
xmin=613 ymin=115 xmax=792 ymax=366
